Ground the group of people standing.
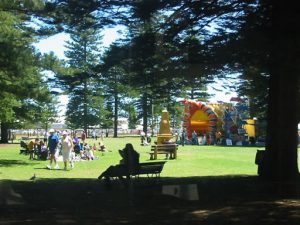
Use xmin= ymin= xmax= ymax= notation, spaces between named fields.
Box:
xmin=47 ymin=129 xmax=74 ymax=170
xmin=175 ymin=129 xmax=213 ymax=146
xmin=46 ymin=129 xmax=106 ymax=170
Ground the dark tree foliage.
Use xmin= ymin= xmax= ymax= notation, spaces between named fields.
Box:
xmin=36 ymin=0 xmax=134 ymax=35
xmin=0 ymin=0 xmax=56 ymax=143
xmin=206 ymin=1 xmax=270 ymax=119
xmin=99 ymin=43 xmax=134 ymax=137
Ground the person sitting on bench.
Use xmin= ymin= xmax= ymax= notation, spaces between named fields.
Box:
xmin=98 ymin=143 xmax=139 ymax=184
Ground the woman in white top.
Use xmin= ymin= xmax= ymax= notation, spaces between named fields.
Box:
xmin=61 ymin=131 xmax=74 ymax=170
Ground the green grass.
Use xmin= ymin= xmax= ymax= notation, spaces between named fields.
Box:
xmin=0 ymin=136 xmax=268 ymax=181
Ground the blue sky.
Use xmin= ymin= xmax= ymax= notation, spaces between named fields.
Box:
xmin=35 ymin=27 xmax=123 ymax=58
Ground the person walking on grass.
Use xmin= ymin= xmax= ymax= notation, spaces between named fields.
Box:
xmin=61 ymin=130 xmax=74 ymax=170
xmin=47 ymin=129 xmax=59 ymax=170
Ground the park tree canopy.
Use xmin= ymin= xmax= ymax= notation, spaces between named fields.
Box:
xmin=0 ymin=0 xmax=298 ymax=181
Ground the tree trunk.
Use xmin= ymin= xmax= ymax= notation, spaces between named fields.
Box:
xmin=0 ymin=122 xmax=9 ymax=144
xmin=142 ymin=93 xmax=148 ymax=134
xmin=83 ymin=42 xmax=88 ymax=136
xmin=113 ymin=91 xmax=118 ymax=138
xmin=83 ymin=78 xmax=88 ymax=136
xmin=260 ymin=1 xmax=300 ymax=181
xmin=261 ymin=74 xmax=299 ymax=181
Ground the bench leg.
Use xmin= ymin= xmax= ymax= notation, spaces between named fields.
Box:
xmin=165 ymin=153 xmax=169 ymax=159
xmin=149 ymin=153 xmax=154 ymax=160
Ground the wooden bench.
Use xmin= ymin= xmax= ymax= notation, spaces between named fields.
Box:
xmin=149 ymin=144 xmax=178 ymax=160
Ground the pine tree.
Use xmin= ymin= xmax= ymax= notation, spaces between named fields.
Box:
xmin=62 ymin=22 xmax=103 ymax=133
xmin=0 ymin=1 xmax=55 ymax=143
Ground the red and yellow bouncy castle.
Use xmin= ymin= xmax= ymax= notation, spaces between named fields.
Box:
xmin=181 ymin=99 xmax=218 ymax=139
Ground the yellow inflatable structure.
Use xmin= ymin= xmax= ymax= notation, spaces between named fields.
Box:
xmin=181 ymin=99 xmax=218 ymax=139
xmin=243 ymin=119 xmax=256 ymax=137
xmin=190 ymin=110 xmax=209 ymax=133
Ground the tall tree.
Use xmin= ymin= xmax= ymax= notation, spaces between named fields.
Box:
xmin=124 ymin=0 xmax=185 ymax=133
xmin=42 ymin=0 xmax=128 ymax=134
xmin=0 ymin=1 xmax=55 ymax=143
xmin=123 ymin=100 xmax=139 ymax=130
xmin=100 ymin=43 xmax=133 ymax=137
xmin=101 ymin=66 xmax=128 ymax=137
xmin=62 ymin=20 xmax=102 ymax=133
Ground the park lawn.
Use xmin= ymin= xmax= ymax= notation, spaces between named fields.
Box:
xmin=0 ymin=136 xmax=264 ymax=181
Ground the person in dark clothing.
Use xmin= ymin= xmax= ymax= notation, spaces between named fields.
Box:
xmin=98 ymin=143 xmax=140 ymax=185
xmin=181 ymin=129 xmax=186 ymax=146
xmin=46 ymin=129 xmax=59 ymax=169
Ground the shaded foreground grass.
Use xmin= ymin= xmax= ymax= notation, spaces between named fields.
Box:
xmin=0 ymin=137 xmax=299 ymax=224
xmin=0 ymin=176 xmax=299 ymax=225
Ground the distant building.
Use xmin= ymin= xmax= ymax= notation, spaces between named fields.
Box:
xmin=118 ymin=118 xmax=128 ymax=131
xmin=50 ymin=123 xmax=67 ymax=130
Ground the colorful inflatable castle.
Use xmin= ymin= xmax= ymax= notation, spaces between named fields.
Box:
xmin=180 ymin=99 xmax=255 ymax=145
xmin=181 ymin=99 xmax=218 ymax=143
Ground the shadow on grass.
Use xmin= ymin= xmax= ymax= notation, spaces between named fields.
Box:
xmin=0 ymin=159 xmax=39 ymax=167
xmin=1 ymin=175 xmax=299 ymax=225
